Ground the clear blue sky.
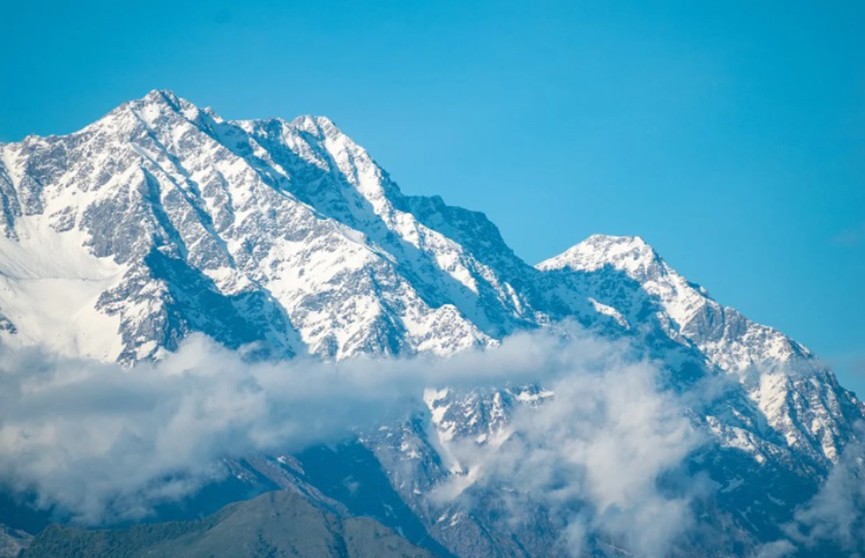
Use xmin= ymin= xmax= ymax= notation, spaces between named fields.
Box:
xmin=1 ymin=1 xmax=863 ymax=393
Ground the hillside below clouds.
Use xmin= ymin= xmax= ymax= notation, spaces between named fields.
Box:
xmin=0 ymin=90 xmax=863 ymax=557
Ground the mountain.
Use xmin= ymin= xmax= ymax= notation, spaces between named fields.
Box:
xmin=20 ymin=489 xmax=433 ymax=558
xmin=537 ymin=234 xmax=862 ymax=466
xmin=0 ymin=89 xmax=525 ymax=363
xmin=0 ymin=90 xmax=862 ymax=556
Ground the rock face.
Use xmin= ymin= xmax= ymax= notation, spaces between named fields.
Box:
xmin=0 ymin=91 xmax=862 ymax=556
xmin=0 ymin=525 xmax=31 ymax=558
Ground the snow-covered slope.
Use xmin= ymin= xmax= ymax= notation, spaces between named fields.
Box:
xmin=0 ymin=90 xmax=538 ymax=362
xmin=538 ymin=234 xmax=862 ymax=464
xmin=538 ymin=234 xmax=810 ymax=371
xmin=0 ymin=90 xmax=862 ymax=556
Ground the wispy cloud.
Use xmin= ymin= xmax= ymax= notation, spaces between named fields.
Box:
xmin=832 ymin=222 xmax=865 ymax=247
xmin=430 ymin=355 xmax=705 ymax=556
xmin=5 ymin=326 xmax=849 ymax=556
xmin=0 ymin=330 xmax=568 ymax=524
xmin=780 ymin=423 xmax=865 ymax=554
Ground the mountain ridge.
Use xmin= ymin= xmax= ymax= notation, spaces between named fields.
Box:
xmin=0 ymin=90 xmax=862 ymax=556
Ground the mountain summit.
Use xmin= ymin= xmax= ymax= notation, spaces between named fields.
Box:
xmin=0 ymin=91 xmax=862 ymax=556
xmin=0 ymin=89 xmax=524 ymax=362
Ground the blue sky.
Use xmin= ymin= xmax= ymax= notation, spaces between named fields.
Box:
xmin=1 ymin=1 xmax=863 ymax=393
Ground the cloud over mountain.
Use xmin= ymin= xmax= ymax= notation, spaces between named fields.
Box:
xmin=0 ymin=326 xmax=710 ymax=557
xmin=0 ymin=91 xmax=863 ymax=556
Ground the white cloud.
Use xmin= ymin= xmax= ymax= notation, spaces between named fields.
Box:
xmin=0 ymin=325 xmax=709 ymax=556
xmin=430 ymin=345 xmax=705 ymax=557
xmin=0 ymin=329 xmax=570 ymax=523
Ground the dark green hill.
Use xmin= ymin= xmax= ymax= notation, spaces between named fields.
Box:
xmin=20 ymin=490 xmax=433 ymax=558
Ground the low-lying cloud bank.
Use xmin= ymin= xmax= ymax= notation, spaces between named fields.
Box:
xmin=0 ymin=326 xmax=861 ymax=556
xmin=0 ymin=328 xmax=629 ymax=522
xmin=0 ymin=329 xmax=557 ymax=522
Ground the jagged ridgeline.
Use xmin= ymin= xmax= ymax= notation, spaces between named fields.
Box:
xmin=0 ymin=90 xmax=862 ymax=557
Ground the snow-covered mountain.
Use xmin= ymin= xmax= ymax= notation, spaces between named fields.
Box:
xmin=0 ymin=89 xmax=528 ymax=363
xmin=538 ymin=234 xmax=861 ymax=466
xmin=0 ymin=90 xmax=862 ymax=556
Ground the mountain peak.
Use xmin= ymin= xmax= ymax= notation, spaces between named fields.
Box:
xmin=137 ymin=88 xmax=203 ymax=121
xmin=537 ymin=233 xmax=660 ymax=275
xmin=284 ymin=115 xmax=346 ymax=143
xmin=142 ymin=88 xmax=183 ymax=106
xmin=91 ymin=89 xmax=205 ymax=130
